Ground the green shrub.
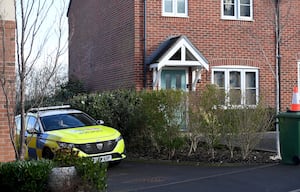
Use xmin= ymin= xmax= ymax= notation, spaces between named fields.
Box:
xmin=53 ymin=79 xmax=87 ymax=102
xmin=70 ymin=89 xmax=139 ymax=140
xmin=188 ymin=84 xmax=224 ymax=160
xmin=52 ymin=148 xmax=108 ymax=191
xmin=75 ymin=158 xmax=108 ymax=192
xmin=219 ymin=108 xmax=240 ymax=159
xmin=43 ymin=86 xmax=275 ymax=162
xmin=129 ymin=90 xmax=187 ymax=159
xmin=234 ymin=103 xmax=275 ymax=160
xmin=0 ymin=160 xmax=53 ymax=192
xmin=0 ymin=151 xmax=108 ymax=192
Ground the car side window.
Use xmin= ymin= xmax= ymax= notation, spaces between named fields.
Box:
xmin=27 ymin=116 xmax=40 ymax=133
xmin=15 ymin=116 xmax=21 ymax=134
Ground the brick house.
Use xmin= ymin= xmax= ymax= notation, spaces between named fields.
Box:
xmin=67 ymin=0 xmax=300 ymax=111
xmin=0 ymin=0 xmax=16 ymax=162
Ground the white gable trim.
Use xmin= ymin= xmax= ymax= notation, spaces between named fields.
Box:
xmin=151 ymin=37 xmax=209 ymax=71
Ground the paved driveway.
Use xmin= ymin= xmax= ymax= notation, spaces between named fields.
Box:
xmin=107 ymin=160 xmax=300 ymax=192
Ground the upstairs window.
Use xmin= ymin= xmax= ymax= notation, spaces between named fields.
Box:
xmin=163 ymin=0 xmax=188 ymax=17
xmin=222 ymin=0 xmax=253 ymax=21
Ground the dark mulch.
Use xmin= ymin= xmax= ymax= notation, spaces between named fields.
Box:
xmin=126 ymin=144 xmax=280 ymax=166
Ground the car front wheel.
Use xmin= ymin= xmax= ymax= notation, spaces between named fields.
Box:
xmin=42 ymin=147 xmax=54 ymax=159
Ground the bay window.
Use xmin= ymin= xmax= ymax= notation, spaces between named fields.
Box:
xmin=212 ymin=66 xmax=259 ymax=106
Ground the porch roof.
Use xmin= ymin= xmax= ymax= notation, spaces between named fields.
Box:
xmin=146 ymin=35 xmax=209 ymax=71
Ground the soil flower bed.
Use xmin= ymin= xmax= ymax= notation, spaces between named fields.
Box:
xmin=127 ymin=145 xmax=280 ymax=166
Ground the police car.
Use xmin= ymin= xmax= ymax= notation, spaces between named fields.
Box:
xmin=15 ymin=105 xmax=126 ymax=163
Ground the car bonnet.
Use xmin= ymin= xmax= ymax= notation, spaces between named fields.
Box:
xmin=45 ymin=125 xmax=120 ymax=144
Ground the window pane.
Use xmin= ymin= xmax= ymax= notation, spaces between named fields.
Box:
xmin=246 ymin=72 xmax=256 ymax=88
xmin=164 ymin=0 xmax=173 ymax=13
xmin=240 ymin=0 xmax=250 ymax=17
xmin=223 ymin=0 xmax=234 ymax=16
xmin=176 ymin=74 xmax=182 ymax=89
xmin=240 ymin=0 xmax=250 ymax=4
xmin=230 ymin=89 xmax=241 ymax=105
xmin=246 ymin=89 xmax=256 ymax=105
xmin=15 ymin=117 xmax=21 ymax=133
xmin=218 ymin=88 xmax=226 ymax=105
xmin=177 ymin=0 xmax=185 ymax=14
xmin=166 ymin=74 xmax=171 ymax=89
xmin=186 ymin=49 xmax=197 ymax=61
xmin=224 ymin=0 xmax=234 ymax=4
xmin=27 ymin=116 xmax=39 ymax=131
xmin=240 ymin=5 xmax=250 ymax=17
xmin=229 ymin=71 xmax=241 ymax=105
xmin=214 ymin=71 xmax=225 ymax=88
xmin=170 ymin=49 xmax=181 ymax=60
xmin=230 ymin=71 xmax=240 ymax=88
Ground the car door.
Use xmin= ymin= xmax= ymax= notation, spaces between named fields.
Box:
xmin=25 ymin=116 xmax=42 ymax=159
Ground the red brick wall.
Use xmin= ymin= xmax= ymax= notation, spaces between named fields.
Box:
xmin=68 ymin=0 xmax=137 ymax=91
xmin=143 ymin=0 xmax=300 ymax=110
xmin=69 ymin=0 xmax=300 ymax=110
xmin=278 ymin=1 xmax=300 ymax=110
xmin=0 ymin=20 xmax=16 ymax=162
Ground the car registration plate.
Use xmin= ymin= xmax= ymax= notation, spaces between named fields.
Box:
xmin=93 ymin=155 xmax=112 ymax=162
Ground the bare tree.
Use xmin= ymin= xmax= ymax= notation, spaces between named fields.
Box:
xmin=13 ymin=0 xmax=68 ymax=160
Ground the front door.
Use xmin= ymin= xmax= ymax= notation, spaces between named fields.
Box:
xmin=161 ymin=70 xmax=187 ymax=91
xmin=161 ymin=69 xmax=187 ymax=130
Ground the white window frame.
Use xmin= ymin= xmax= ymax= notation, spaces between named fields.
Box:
xmin=221 ymin=0 xmax=253 ymax=21
xmin=162 ymin=0 xmax=188 ymax=17
xmin=212 ymin=66 xmax=259 ymax=106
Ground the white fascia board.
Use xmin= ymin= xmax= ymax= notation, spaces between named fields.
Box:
xmin=162 ymin=61 xmax=204 ymax=66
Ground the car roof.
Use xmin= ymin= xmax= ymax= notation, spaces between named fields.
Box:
xmin=21 ymin=105 xmax=84 ymax=117
xmin=36 ymin=109 xmax=83 ymax=117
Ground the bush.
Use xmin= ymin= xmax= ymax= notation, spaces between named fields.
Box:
xmin=129 ymin=90 xmax=187 ymax=159
xmin=0 ymin=160 xmax=53 ymax=192
xmin=75 ymin=158 xmax=108 ymax=191
xmin=188 ymin=84 xmax=224 ymax=159
xmin=52 ymin=148 xmax=108 ymax=192
xmin=45 ymin=87 xmax=275 ymax=163
xmin=69 ymin=89 xmax=139 ymax=140
xmin=0 ymin=151 xmax=108 ymax=192
xmin=70 ymin=89 xmax=187 ymax=159
xmin=234 ymin=104 xmax=275 ymax=160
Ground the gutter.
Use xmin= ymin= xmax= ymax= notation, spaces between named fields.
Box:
xmin=276 ymin=0 xmax=281 ymax=111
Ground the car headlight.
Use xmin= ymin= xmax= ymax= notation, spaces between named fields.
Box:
xmin=57 ymin=142 xmax=75 ymax=149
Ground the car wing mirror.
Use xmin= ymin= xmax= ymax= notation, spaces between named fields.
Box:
xmin=27 ymin=128 xmax=38 ymax=134
xmin=96 ymin=120 xmax=104 ymax=125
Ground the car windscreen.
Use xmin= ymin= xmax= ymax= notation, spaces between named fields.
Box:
xmin=40 ymin=113 xmax=97 ymax=131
